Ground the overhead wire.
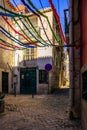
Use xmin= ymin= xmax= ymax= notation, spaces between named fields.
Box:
xmin=48 ymin=0 xmax=67 ymax=44
xmin=13 ymin=0 xmax=49 ymax=45
xmin=0 ymin=11 xmax=18 ymax=17
xmin=0 ymin=26 xmax=36 ymax=48
xmin=10 ymin=0 xmax=51 ymax=46
xmin=0 ymin=4 xmax=52 ymax=46
xmin=0 ymin=0 xmax=14 ymax=51
xmin=21 ymin=0 xmax=53 ymax=45
xmin=25 ymin=17 xmax=51 ymax=46
xmin=0 ymin=2 xmax=63 ymax=46
xmin=1 ymin=0 xmax=33 ymax=50
xmin=26 ymin=0 xmax=61 ymax=45
xmin=13 ymin=17 xmax=43 ymax=47
xmin=0 ymin=41 xmax=14 ymax=48
xmin=39 ymin=0 xmax=44 ymax=9
xmin=2 ymin=16 xmax=41 ymax=47
xmin=0 ymin=29 xmax=27 ymax=49
xmin=19 ymin=17 xmax=49 ymax=46
xmin=0 ymin=44 xmax=15 ymax=51
xmin=0 ymin=0 xmax=15 ymax=50
xmin=12 ymin=0 xmax=48 ymax=47
xmin=0 ymin=38 xmax=25 ymax=49
xmin=1 ymin=1 xmax=44 ymax=48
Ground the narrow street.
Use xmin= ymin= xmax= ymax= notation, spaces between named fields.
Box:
xmin=0 ymin=90 xmax=82 ymax=130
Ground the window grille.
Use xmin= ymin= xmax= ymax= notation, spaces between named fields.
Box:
xmin=24 ymin=48 xmax=34 ymax=61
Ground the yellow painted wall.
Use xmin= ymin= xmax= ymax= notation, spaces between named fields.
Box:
xmin=0 ymin=1 xmax=14 ymax=93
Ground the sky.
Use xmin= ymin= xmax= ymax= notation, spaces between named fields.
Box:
xmin=10 ymin=0 xmax=68 ymax=34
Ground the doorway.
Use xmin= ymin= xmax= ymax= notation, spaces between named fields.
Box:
xmin=2 ymin=72 xmax=8 ymax=93
xmin=20 ymin=68 xmax=36 ymax=94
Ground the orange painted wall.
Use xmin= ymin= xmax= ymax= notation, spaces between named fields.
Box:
xmin=81 ymin=0 xmax=87 ymax=65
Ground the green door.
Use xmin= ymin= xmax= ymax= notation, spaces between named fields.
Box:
xmin=20 ymin=68 xmax=36 ymax=94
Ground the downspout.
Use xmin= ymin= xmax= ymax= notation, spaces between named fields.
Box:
xmin=69 ymin=0 xmax=81 ymax=119
xmin=80 ymin=0 xmax=82 ymax=68
xmin=69 ymin=0 xmax=74 ymax=119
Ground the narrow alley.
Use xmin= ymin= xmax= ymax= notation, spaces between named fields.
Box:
xmin=0 ymin=90 xmax=82 ymax=130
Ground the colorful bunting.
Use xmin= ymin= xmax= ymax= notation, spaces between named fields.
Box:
xmin=0 ymin=38 xmax=26 ymax=49
xmin=26 ymin=0 xmax=61 ymax=45
xmin=21 ymin=0 xmax=53 ymax=45
xmin=0 ymin=27 xmax=36 ymax=48
xmin=48 ymin=0 xmax=67 ymax=44
xmin=2 ymin=16 xmax=42 ymax=47
xmin=0 ymin=5 xmax=52 ymax=46
xmin=0 ymin=0 xmax=66 ymax=51
xmin=10 ymin=0 xmax=51 ymax=46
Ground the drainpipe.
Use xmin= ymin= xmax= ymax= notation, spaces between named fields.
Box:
xmin=69 ymin=0 xmax=74 ymax=118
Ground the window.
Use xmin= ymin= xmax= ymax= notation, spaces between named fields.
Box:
xmin=24 ymin=48 xmax=34 ymax=61
xmin=39 ymin=70 xmax=48 ymax=84
xmin=82 ymin=71 xmax=87 ymax=100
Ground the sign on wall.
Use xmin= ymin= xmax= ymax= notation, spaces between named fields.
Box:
xmin=45 ymin=63 xmax=52 ymax=72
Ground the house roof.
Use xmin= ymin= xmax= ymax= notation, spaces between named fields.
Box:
xmin=6 ymin=0 xmax=16 ymax=11
xmin=5 ymin=0 xmax=52 ymax=14
xmin=15 ymin=5 xmax=27 ymax=12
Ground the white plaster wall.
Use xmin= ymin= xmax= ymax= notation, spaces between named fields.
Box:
xmin=38 ymin=9 xmax=53 ymax=42
xmin=14 ymin=50 xmax=23 ymax=67
xmin=37 ymin=46 xmax=53 ymax=58
xmin=37 ymin=40 xmax=53 ymax=93
xmin=37 ymin=57 xmax=52 ymax=70
xmin=37 ymin=54 xmax=52 ymax=94
xmin=37 ymin=46 xmax=53 ymax=69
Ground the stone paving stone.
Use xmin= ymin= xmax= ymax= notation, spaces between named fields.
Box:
xmin=0 ymin=94 xmax=82 ymax=130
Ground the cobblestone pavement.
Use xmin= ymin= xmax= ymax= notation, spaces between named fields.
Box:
xmin=0 ymin=92 xmax=82 ymax=130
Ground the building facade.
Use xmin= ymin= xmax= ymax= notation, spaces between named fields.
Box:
xmin=11 ymin=6 xmax=63 ymax=94
xmin=0 ymin=0 xmax=15 ymax=94
xmin=69 ymin=0 xmax=87 ymax=130
xmin=80 ymin=0 xmax=87 ymax=129
xmin=0 ymin=0 xmax=64 ymax=95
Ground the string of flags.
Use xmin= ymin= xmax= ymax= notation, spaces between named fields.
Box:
xmin=0 ymin=0 xmax=67 ymax=51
